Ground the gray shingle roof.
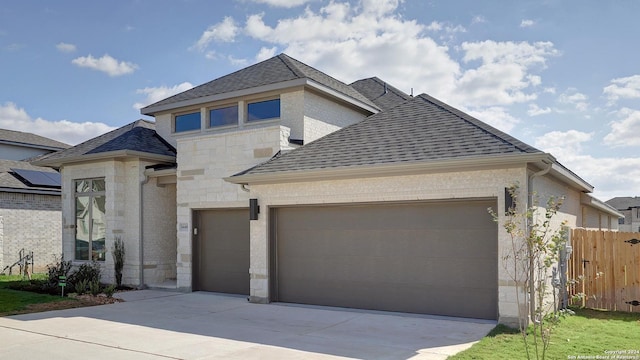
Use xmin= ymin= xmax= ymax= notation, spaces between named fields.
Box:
xmin=606 ymin=197 xmax=640 ymax=210
xmin=0 ymin=159 xmax=61 ymax=193
xmin=349 ymin=77 xmax=412 ymax=111
xmin=141 ymin=53 xmax=378 ymax=113
xmin=0 ymin=128 xmax=69 ymax=150
xmin=232 ymin=93 xmax=542 ymax=177
xmin=35 ymin=120 xmax=176 ymax=165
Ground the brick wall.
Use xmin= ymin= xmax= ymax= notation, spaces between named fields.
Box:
xmin=0 ymin=191 xmax=62 ymax=273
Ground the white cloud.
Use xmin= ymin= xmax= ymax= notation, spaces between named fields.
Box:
xmin=256 ymin=46 xmax=278 ymax=62
xmin=192 ymin=16 xmax=238 ymax=51
xmin=56 ymin=42 xmax=76 ymax=53
xmin=558 ymin=89 xmax=588 ymax=111
xmin=471 ymin=15 xmax=486 ymax=24
xmin=520 ymin=19 xmax=535 ymax=28
xmin=71 ymin=54 xmax=138 ymax=77
xmin=193 ymin=1 xmax=558 ymax=127
xmin=455 ymin=41 xmax=558 ymax=106
xmin=527 ymin=103 xmax=551 ymax=116
xmin=603 ymin=108 xmax=640 ymax=147
xmin=250 ymin=0 xmax=313 ymax=7
xmin=0 ymin=102 xmax=114 ymax=145
xmin=603 ymin=74 xmax=640 ymax=103
xmin=535 ymin=130 xmax=593 ymax=159
xmin=465 ymin=106 xmax=520 ymax=133
xmin=133 ymin=82 xmax=194 ymax=110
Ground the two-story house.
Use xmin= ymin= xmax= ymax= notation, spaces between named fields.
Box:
xmin=0 ymin=128 xmax=68 ymax=273
xmin=36 ymin=53 xmax=621 ymax=325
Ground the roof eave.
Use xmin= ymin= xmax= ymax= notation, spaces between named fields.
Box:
xmin=225 ymin=153 xmax=552 ymax=185
xmin=549 ymin=162 xmax=594 ymax=193
xmin=32 ymin=150 xmax=176 ymax=168
xmin=141 ymin=78 xmax=379 ymax=116
xmin=0 ymin=186 xmax=61 ymax=196
xmin=581 ymin=193 xmax=624 ymax=218
xmin=0 ymin=139 xmax=67 ymax=151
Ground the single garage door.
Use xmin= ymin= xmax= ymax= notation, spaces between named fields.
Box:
xmin=193 ymin=209 xmax=249 ymax=295
xmin=271 ymin=200 xmax=498 ymax=319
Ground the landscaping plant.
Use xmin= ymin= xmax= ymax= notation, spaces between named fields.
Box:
xmin=111 ymin=236 xmax=125 ymax=287
xmin=488 ymin=184 xmax=568 ymax=360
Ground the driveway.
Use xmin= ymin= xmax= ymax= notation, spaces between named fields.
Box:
xmin=0 ymin=290 xmax=495 ymax=359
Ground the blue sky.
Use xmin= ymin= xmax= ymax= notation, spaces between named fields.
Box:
xmin=1 ymin=0 xmax=639 ymax=200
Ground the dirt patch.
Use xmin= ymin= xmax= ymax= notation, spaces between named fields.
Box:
xmin=1 ymin=294 xmax=124 ymax=317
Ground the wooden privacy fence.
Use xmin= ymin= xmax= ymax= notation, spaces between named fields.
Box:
xmin=569 ymin=229 xmax=640 ymax=312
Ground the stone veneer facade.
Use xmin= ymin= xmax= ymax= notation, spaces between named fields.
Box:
xmin=61 ymin=160 xmax=176 ymax=286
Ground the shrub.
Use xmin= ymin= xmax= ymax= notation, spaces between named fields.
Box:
xmin=69 ymin=261 xmax=102 ymax=291
xmin=103 ymin=284 xmax=116 ymax=298
xmin=89 ymin=280 xmax=102 ymax=296
xmin=44 ymin=255 xmax=72 ymax=294
xmin=75 ymin=279 xmax=89 ymax=295
xmin=111 ymin=236 xmax=125 ymax=287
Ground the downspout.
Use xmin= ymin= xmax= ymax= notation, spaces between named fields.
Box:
xmin=139 ymin=171 xmax=150 ymax=289
xmin=526 ymin=161 xmax=552 ymax=323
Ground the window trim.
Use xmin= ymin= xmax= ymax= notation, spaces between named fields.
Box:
xmin=207 ymin=103 xmax=239 ymax=129
xmin=173 ymin=110 xmax=202 ymax=133
xmin=74 ymin=178 xmax=106 ymax=262
xmin=245 ymin=97 xmax=281 ymax=123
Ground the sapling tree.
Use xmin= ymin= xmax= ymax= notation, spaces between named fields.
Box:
xmin=488 ymin=184 xmax=568 ymax=360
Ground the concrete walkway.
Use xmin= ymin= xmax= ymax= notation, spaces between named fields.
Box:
xmin=0 ymin=290 xmax=495 ymax=359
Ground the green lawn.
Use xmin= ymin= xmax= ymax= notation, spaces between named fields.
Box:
xmin=0 ymin=274 xmax=70 ymax=315
xmin=450 ymin=308 xmax=640 ymax=359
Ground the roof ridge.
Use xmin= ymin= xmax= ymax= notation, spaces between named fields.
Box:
xmin=416 ymin=94 xmax=539 ymax=154
xmin=277 ymin=53 xmax=305 ymax=78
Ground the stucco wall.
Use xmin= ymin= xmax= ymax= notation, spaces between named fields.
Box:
xmin=0 ymin=192 xmax=61 ymax=272
xmin=249 ymin=166 xmax=531 ymax=325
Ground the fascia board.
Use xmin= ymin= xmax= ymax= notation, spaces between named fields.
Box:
xmin=33 ymin=151 xmax=176 ymax=168
xmin=549 ymin=163 xmax=594 ymax=193
xmin=225 ymin=153 xmax=551 ymax=185
xmin=140 ymin=79 xmax=308 ymax=115
xmin=0 ymin=186 xmax=61 ymax=196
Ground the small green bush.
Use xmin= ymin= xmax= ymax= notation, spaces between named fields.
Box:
xmin=69 ymin=261 xmax=102 ymax=290
xmin=89 ymin=280 xmax=102 ymax=296
xmin=103 ymin=284 xmax=116 ymax=298
xmin=75 ymin=279 xmax=89 ymax=295
xmin=44 ymin=255 xmax=72 ymax=294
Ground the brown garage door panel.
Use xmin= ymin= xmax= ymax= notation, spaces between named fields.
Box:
xmin=196 ymin=209 xmax=249 ymax=295
xmin=274 ymin=200 xmax=498 ymax=320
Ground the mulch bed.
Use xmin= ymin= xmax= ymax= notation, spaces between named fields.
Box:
xmin=1 ymin=294 xmax=124 ymax=317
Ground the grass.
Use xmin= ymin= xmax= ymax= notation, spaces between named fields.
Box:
xmin=0 ymin=273 xmax=70 ymax=315
xmin=450 ymin=308 xmax=640 ymax=359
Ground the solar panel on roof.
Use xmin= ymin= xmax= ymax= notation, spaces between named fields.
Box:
xmin=11 ymin=168 xmax=61 ymax=188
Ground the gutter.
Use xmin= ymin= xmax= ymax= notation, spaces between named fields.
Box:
xmin=526 ymin=160 xmax=553 ymax=324
xmin=32 ymin=150 xmax=176 ymax=168
xmin=225 ymin=153 xmax=554 ymax=185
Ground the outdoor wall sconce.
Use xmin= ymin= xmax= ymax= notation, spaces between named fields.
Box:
xmin=250 ymin=198 xmax=260 ymax=220
xmin=505 ymin=187 xmax=515 ymax=215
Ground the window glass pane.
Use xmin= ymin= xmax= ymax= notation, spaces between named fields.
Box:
xmin=91 ymin=196 xmax=106 ymax=261
xmin=75 ymin=196 xmax=90 ymax=260
xmin=92 ymin=179 xmax=105 ymax=192
xmin=247 ymin=99 xmax=280 ymax=121
xmin=175 ymin=112 xmax=201 ymax=132
xmin=209 ymin=105 xmax=238 ymax=127
xmin=75 ymin=180 xmax=90 ymax=193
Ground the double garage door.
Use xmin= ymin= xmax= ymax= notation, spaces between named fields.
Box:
xmin=195 ymin=200 xmax=498 ymax=320
xmin=271 ymin=200 xmax=498 ymax=320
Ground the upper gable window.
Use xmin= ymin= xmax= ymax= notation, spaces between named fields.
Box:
xmin=174 ymin=112 xmax=201 ymax=132
xmin=247 ymin=99 xmax=280 ymax=122
xmin=209 ymin=104 xmax=238 ymax=127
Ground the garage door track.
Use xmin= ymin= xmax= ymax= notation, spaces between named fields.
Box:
xmin=0 ymin=290 xmax=495 ymax=359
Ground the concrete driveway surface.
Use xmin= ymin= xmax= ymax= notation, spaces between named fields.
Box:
xmin=0 ymin=290 xmax=495 ymax=359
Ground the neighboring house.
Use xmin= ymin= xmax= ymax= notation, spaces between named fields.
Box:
xmin=35 ymin=54 xmax=620 ymax=325
xmin=605 ymin=197 xmax=639 ymax=232
xmin=0 ymin=129 xmax=69 ymax=273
